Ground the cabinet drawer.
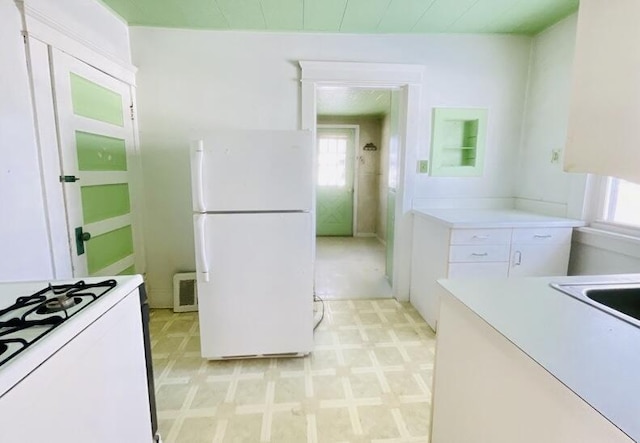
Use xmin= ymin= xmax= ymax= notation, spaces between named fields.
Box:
xmin=450 ymin=228 xmax=511 ymax=245
xmin=511 ymin=228 xmax=572 ymax=245
xmin=449 ymin=245 xmax=510 ymax=263
xmin=448 ymin=262 xmax=509 ymax=279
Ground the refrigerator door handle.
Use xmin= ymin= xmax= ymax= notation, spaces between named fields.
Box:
xmin=193 ymin=140 xmax=206 ymax=212
xmin=195 ymin=214 xmax=210 ymax=282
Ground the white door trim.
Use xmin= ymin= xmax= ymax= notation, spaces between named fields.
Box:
xmin=300 ymin=61 xmax=424 ymax=301
xmin=18 ymin=0 xmax=137 ymax=86
xmin=317 ymin=124 xmax=360 ymax=236
xmin=24 ymin=37 xmax=73 ymax=278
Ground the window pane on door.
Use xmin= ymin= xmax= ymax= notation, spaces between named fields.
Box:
xmin=317 ymin=136 xmax=348 ymax=186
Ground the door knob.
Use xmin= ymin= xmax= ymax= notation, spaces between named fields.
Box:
xmin=75 ymin=227 xmax=91 ymax=256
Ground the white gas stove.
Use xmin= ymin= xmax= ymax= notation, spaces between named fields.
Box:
xmin=0 ymin=275 xmax=159 ymax=443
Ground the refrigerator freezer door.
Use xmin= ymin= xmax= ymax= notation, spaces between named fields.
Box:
xmin=191 ymin=130 xmax=313 ymax=212
xmin=194 ymin=212 xmax=313 ymax=358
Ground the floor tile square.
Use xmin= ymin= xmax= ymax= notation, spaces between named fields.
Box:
xmin=176 ymin=416 xmax=217 ymax=443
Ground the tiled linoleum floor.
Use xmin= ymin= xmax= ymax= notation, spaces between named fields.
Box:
xmin=151 ymin=300 xmax=436 ymax=442
xmin=315 ymin=237 xmax=391 ymax=300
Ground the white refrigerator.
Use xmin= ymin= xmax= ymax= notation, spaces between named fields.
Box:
xmin=191 ymin=130 xmax=314 ymax=359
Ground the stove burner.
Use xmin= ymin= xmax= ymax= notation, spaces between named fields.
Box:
xmin=37 ymin=296 xmax=83 ymax=314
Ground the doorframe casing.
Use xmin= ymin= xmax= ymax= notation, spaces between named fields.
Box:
xmin=316 ymin=124 xmax=360 ymax=236
xmin=300 ymin=61 xmax=424 ymax=301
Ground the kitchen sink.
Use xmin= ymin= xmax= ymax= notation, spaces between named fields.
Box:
xmin=550 ymin=282 xmax=640 ymax=328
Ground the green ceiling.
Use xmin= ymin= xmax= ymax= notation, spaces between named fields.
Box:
xmin=101 ymin=0 xmax=579 ymax=34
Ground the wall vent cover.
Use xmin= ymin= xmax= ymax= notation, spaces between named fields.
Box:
xmin=173 ymin=272 xmax=198 ymax=312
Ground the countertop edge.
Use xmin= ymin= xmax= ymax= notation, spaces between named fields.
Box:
xmin=412 ymin=208 xmax=586 ymax=229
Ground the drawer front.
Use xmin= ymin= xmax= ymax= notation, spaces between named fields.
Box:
xmin=450 ymin=228 xmax=511 ymax=245
xmin=448 ymin=262 xmax=509 ymax=279
xmin=511 ymin=227 xmax=572 ymax=245
xmin=449 ymin=245 xmax=511 ymax=263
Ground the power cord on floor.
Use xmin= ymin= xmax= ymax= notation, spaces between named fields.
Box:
xmin=313 ymin=293 xmax=325 ymax=331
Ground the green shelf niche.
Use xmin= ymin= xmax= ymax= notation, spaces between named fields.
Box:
xmin=430 ymin=108 xmax=487 ymax=177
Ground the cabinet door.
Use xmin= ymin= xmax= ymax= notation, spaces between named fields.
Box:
xmin=509 ymin=244 xmax=570 ymax=277
xmin=565 ymin=0 xmax=640 ymax=184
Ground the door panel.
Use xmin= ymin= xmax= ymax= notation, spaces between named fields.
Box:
xmin=70 ymin=73 xmax=125 ymax=126
xmin=51 ymin=49 xmax=139 ymax=277
xmin=75 ymin=131 xmax=128 ymax=171
xmin=81 ymin=184 xmax=130 ymax=224
xmin=315 ymin=127 xmax=355 ymax=236
xmin=86 ymin=225 xmax=134 ymax=274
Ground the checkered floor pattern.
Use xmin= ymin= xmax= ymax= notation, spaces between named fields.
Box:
xmin=151 ymin=299 xmax=435 ymax=442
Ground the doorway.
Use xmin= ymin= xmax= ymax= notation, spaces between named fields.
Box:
xmin=313 ymin=87 xmax=395 ymax=300
xmin=300 ymin=61 xmax=423 ymax=302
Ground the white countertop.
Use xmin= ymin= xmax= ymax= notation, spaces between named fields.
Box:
xmin=438 ymin=274 xmax=640 ymax=442
xmin=413 ymin=208 xmax=585 ymax=228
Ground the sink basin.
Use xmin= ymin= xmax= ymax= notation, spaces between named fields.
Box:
xmin=550 ymin=282 xmax=640 ymax=328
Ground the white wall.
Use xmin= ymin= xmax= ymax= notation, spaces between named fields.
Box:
xmin=130 ymin=28 xmax=532 ymax=307
xmin=516 ymin=14 xmax=640 ymax=275
xmin=0 ymin=0 xmax=53 ymax=281
xmin=514 ymin=14 xmax=586 ymax=218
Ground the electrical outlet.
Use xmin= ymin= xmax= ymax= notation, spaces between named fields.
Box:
xmin=417 ymin=160 xmax=429 ymax=174
xmin=551 ymin=149 xmax=561 ymax=164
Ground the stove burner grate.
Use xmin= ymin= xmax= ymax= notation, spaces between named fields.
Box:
xmin=0 ymin=279 xmax=117 ymax=367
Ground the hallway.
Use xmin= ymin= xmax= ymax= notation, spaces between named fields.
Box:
xmin=315 ymin=237 xmax=391 ymax=300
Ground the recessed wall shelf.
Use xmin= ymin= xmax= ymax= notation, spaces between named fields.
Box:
xmin=430 ymin=108 xmax=487 ymax=177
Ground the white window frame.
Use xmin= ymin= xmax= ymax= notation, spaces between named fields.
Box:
xmin=589 ymin=175 xmax=640 ymax=238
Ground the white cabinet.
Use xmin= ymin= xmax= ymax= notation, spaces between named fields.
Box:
xmin=410 ymin=216 xmax=574 ymax=330
xmin=565 ymin=0 xmax=640 ymax=184
xmin=509 ymin=228 xmax=572 ymax=277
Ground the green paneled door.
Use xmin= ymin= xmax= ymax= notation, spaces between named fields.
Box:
xmin=315 ymin=127 xmax=355 ymax=236
xmin=52 ymin=48 xmax=138 ymax=277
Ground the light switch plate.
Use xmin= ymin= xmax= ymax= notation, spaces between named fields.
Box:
xmin=417 ymin=160 xmax=429 ymax=174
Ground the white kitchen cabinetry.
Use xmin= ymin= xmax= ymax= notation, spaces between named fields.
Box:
xmin=410 ymin=209 xmax=583 ymax=330
xmin=509 ymin=228 xmax=572 ymax=277
xmin=564 ymin=0 xmax=640 ymax=184
xmin=431 ymin=293 xmax=634 ymax=443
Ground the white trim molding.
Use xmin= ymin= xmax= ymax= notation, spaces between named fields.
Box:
xmin=17 ymin=0 xmax=137 ymax=85
xmin=300 ymin=61 xmax=424 ymax=86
